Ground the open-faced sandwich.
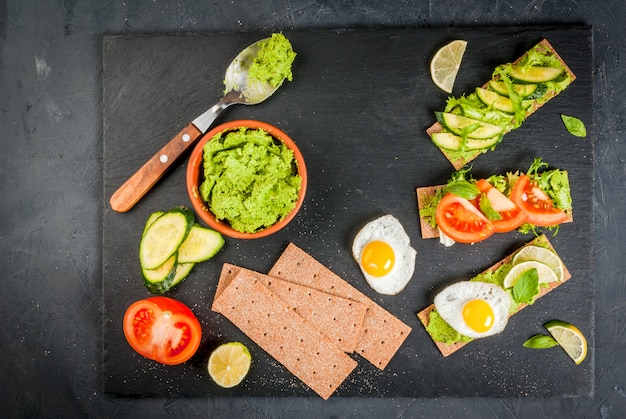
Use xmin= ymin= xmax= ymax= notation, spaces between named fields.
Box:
xmin=427 ymin=39 xmax=576 ymax=169
xmin=416 ymin=158 xmax=572 ymax=246
xmin=417 ymin=235 xmax=570 ymax=357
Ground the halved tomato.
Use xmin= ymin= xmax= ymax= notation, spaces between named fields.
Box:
xmin=123 ymin=296 xmax=202 ymax=365
xmin=510 ymin=174 xmax=569 ymax=226
xmin=476 ymin=179 xmax=527 ymax=232
xmin=436 ymin=193 xmax=495 ymax=243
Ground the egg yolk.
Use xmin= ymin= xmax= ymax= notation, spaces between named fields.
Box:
xmin=462 ymin=299 xmax=494 ymax=333
xmin=361 ymin=240 xmax=395 ymax=277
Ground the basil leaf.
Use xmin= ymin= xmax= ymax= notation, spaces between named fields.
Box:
xmin=512 ymin=267 xmax=539 ymax=304
xmin=479 ymin=194 xmax=502 ymax=221
xmin=523 ymin=334 xmax=559 ymax=349
xmin=561 ymin=114 xmax=587 ymax=137
xmin=446 ymin=180 xmax=480 ymax=200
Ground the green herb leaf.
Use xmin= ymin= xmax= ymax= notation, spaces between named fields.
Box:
xmin=523 ymin=334 xmax=559 ymax=349
xmin=446 ymin=180 xmax=480 ymax=200
xmin=512 ymin=267 xmax=540 ymax=304
xmin=561 ymin=114 xmax=587 ymax=137
xmin=479 ymin=194 xmax=502 ymax=221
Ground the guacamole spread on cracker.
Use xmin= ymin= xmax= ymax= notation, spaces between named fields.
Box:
xmin=199 ymin=127 xmax=302 ymax=233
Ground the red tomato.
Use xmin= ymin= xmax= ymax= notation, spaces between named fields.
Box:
xmin=475 ymin=179 xmax=527 ymax=233
xmin=436 ymin=193 xmax=495 ymax=243
xmin=123 ymin=297 xmax=202 ymax=365
xmin=510 ymin=174 xmax=569 ymax=226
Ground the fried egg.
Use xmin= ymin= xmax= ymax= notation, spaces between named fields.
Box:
xmin=352 ymin=214 xmax=417 ymax=295
xmin=434 ymin=281 xmax=512 ymax=339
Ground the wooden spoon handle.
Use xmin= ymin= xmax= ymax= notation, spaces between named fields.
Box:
xmin=109 ymin=122 xmax=202 ymax=212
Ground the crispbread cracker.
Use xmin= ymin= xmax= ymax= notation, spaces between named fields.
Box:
xmin=416 ymin=185 xmax=445 ymax=239
xmin=268 ymin=243 xmax=412 ymax=370
xmin=212 ymin=270 xmax=357 ymax=400
xmin=427 ymin=39 xmax=577 ymax=169
xmin=215 ymin=263 xmax=367 ymax=353
xmin=417 ymin=235 xmax=572 ymax=357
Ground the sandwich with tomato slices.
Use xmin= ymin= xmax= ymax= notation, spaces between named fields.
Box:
xmin=416 ymin=158 xmax=572 ymax=245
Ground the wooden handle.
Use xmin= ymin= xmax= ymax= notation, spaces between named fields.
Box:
xmin=109 ymin=122 xmax=203 ymax=212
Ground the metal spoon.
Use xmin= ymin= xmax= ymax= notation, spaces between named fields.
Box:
xmin=109 ymin=37 xmax=279 ymax=213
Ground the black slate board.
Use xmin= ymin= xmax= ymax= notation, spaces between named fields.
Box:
xmin=103 ymin=26 xmax=594 ymax=398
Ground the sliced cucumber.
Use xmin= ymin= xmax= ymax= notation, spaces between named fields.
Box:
xmin=177 ymin=225 xmax=225 ymax=264
xmin=432 ymin=132 xmax=501 ymax=151
xmin=438 ymin=112 xmax=504 ymax=139
xmin=509 ymin=66 xmax=564 ymax=83
xmin=488 ymin=80 xmax=538 ymax=98
xmin=466 ymin=135 xmax=502 ymax=150
xmin=476 ymin=87 xmax=515 ymax=113
xmin=431 ymin=132 xmax=463 ymax=150
xmin=142 ymin=253 xmax=177 ymax=294
xmin=142 ymin=211 xmax=165 ymax=237
xmin=139 ymin=207 xmax=194 ymax=270
xmin=171 ymin=262 xmax=195 ymax=288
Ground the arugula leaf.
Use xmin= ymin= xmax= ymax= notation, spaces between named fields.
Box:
xmin=523 ymin=334 xmax=559 ymax=349
xmin=512 ymin=268 xmax=539 ymax=304
xmin=561 ymin=114 xmax=587 ymax=137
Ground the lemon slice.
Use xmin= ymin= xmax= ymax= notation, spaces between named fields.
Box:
xmin=545 ymin=320 xmax=587 ymax=365
xmin=503 ymin=260 xmax=558 ymax=288
xmin=513 ymin=245 xmax=564 ymax=282
xmin=208 ymin=342 xmax=252 ymax=388
xmin=430 ymin=40 xmax=467 ymax=93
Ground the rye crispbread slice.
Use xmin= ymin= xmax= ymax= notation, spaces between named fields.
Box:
xmin=417 ymin=235 xmax=571 ymax=357
xmin=268 ymin=243 xmax=412 ymax=370
xmin=427 ymin=39 xmax=577 ymax=169
xmin=212 ymin=269 xmax=357 ymax=400
xmin=214 ymin=263 xmax=368 ymax=353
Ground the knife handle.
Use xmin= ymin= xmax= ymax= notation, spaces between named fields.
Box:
xmin=109 ymin=123 xmax=203 ymax=212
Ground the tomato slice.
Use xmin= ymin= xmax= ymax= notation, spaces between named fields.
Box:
xmin=436 ymin=193 xmax=495 ymax=243
xmin=123 ymin=296 xmax=202 ymax=365
xmin=510 ymin=174 xmax=569 ymax=226
xmin=475 ymin=179 xmax=527 ymax=233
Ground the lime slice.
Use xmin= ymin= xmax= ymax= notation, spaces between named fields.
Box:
xmin=545 ymin=320 xmax=587 ymax=365
xmin=503 ymin=260 xmax=558 ymax=288
xmin=513 ymin=245 xmax=564 ymax=282
xmin=430 ymin=40 xmax=467 ymax=93
xmin=208 ymin=342 xmax=252 ymax=388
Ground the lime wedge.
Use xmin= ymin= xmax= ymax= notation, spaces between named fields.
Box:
xmin=513 ymin=245 xmax=564 ymax=282
xmin=503 ymin=260 xmax=558 ymax=288
xmin=430 ymin=40 xmax=467 ymax=93
xmin=208 ymin=342 xmax=252 ymax=388
xmin=545 ymin=320 xmax=587 ymax=365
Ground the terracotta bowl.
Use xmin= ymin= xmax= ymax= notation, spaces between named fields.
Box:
xmin=186 ymin=120 xmax=307 ymax=239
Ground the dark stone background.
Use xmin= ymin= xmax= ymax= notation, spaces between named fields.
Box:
xmin=1 ymin=1 xmax=624 ymax=417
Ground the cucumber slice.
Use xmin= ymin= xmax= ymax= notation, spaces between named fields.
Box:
xmin=432 ymin=132 xmax=501 ymax=151
xmin=476 ymin=88 xmax=515 ymax=113
xmin=177 ymin=225 xmax=224 ymax=264
xmin=142 ymin=254 xmax=177 ymax=294
xmin=523 ymin=83 xmax=548 ymax=100
xmin=438 ymin=112 xmax=504 ymax=139
xmin=171 ymin=262 xmax=195 ymax=288
xmin=142 ymin=256 xmax=195 ymax=294
xmin=488 ymin=80 xmax=537 ymax=98
xmin=466 ymin=135 xmax=502 ymax=150
xmin=142 ymin=211 xmax=165 ymax=236
xmin=509 ymin=66 xmax=564 ymax=83
xmin=431 ymin=132 xmax=462 ymax=150
xmin=139 ymin=207 xmax=194 ymax=270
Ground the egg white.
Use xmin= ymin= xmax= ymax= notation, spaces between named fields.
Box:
xmin=351 ymin=214 xmax=417 ymax=295
xmin=434 ymin=281 xmax=512 ymax=339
